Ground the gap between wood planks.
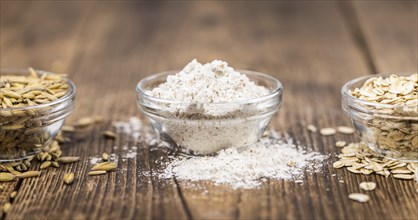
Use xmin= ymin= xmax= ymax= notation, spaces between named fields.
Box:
xmin=337 ymin=1 xmax=378 ymax=74
xmin=173 ymin=178 xmax=193 ymax=220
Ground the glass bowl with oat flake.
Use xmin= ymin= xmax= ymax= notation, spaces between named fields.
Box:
xmin=137 ymin=59 xmax=283 ymax=155
xmin=0 ymin=68 xmax=75 ymax=161
xmin=342 ymin=73 xmax=418 ymax=162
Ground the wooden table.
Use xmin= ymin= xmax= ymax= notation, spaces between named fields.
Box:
xmin=1 ymin=1 xmax=417 ymax=219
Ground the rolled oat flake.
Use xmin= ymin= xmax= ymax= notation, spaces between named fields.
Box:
xmin=359 ymin=182 xmax=376 ymax=191
xmin=349 ymin=193 xmax=370 ymax=203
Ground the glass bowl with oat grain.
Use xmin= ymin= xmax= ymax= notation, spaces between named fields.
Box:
xmin=0 ymin=68 xmax=75 ymax=161
xmin=136 ymin=60 xmax=283 ymax=156
xmin=342 ymin=73 xmax=418 ymax=162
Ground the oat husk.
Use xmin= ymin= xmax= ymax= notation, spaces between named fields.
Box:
xmin=88 ymin=170 xmax=106 ymax=176
xmin=64 ymin=173 xmax=75 ymax=185
xmin=17 ymin=171 xmax=41 ymax=178
xmin=91 ymin=162 xmax=117 ymax=171
xmin=56 ymin=156 xmax=80 ymax=163
xmin=0 ymin=173 xmax=16 ymax=182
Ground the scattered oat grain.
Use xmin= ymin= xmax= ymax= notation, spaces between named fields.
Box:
xmin=88 ymin=170 xmax=107 ymax=176
xmin=64 ymin=173 xmax=75 ymax=185
xmin=103 ymin=131 xmax=117 ymax=139
xmin=10 ymin=191 xmax=17 ymax=199
xmin=102 ymin=152 xmax=109 ymax=161
xmin=74 ymin=117 xmax=95 ymax=128
xmin=56 ymin=156 xmax=80 ymax=163
xmin=17 ymin=171 xmax=41 ymax=179
xmin=91 ymin=162 xmax=117 ymax=171
xmin=0 ymin=173 xmax=16 ymax=182
xmin=3 ymin=203 xmax=11 ymax=213
xmin=40 ymin=161 xmax=51 ymax=169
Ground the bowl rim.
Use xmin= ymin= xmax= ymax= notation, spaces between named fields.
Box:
xmin=136 ymin=69 xmax=283 ymax=105
xmin=0 ymin=68 xmax=76 ymax=111
xmin=341 ymin=72 xmax=417 ymax=108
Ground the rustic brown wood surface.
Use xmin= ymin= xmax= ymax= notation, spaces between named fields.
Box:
xmin=1 ymin=1 xmax=417 ymax=219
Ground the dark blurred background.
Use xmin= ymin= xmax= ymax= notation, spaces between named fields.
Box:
xmin=1 ymin=1 xmax=417 ymax=120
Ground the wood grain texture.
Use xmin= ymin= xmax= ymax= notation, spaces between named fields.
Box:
xmin=1 ymin=1 xmax=417 ymax=219
xmin=353 ymin=0 xmax=418 ymax=73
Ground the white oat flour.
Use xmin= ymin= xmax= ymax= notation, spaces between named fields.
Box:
xmin=146 ymin=59 xmax=269 ymax=105
xmin=145 ymin=59 xmax=273 ymax=154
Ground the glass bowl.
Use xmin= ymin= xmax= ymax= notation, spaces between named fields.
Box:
xmin=137 ymin=70 xmax=283 ymax=155
xmin=342 ymin=73 xmax=418 ymax=162
xmin=0 ymin=68 xmax=76 ymax=161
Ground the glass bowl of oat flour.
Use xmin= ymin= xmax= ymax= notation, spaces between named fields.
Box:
xmin=137 ymin=59 xmax=282 ymax=155
xmin=342 ymin=73 xmax=418 ymax=162
xmin=0 ymin=68 xmax=75 ymax=161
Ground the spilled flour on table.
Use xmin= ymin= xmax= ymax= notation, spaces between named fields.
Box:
xmin=97 ymin=117 xmax=327 ymax=189
xmin=160 ymin=130 xmax=327 ymax=189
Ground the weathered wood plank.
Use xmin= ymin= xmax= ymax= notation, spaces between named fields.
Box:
xmin=353 ymin=1 xmax=418 ymax=72
xmin=0 ymin=1 xmax=92 ymax=216
xmin=2 ymin=2 xmax=190 ymax=219
xmin=0 ymin=1 xmax=93 ymax=72
xmin=0 ymin=1 xmax=417 ymax=219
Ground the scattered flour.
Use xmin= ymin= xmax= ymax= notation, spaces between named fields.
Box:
xmin=88 ymin=118 xmax=146 ymax=165
xmin=89 ymin=153 xmax=119 ymax=165
xmin=89 ymin=157 xmax=102 ymax=165
xmin=113 ymin=117 xmax=143 ymax=142
xmin=160 ymin=130 xmax=327 ymax=189
xmin=104 ymin=117 xmax=327 ymax=189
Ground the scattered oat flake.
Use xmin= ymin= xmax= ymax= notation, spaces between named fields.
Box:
xmin=359 ymin=182 xmax=376 ymax=191
xmin=74 ymin=117 xmax=95 ymax=128
xmin=103 ymin=130 xmax=117 ymax=139
xmin=333 ymin=161 xmax=344 ymax=169
xmin=337 ymin=126 xmax=355 ymax=134
xmin=320 ymin=128 xmax=336 ymax=136
xmin=335 ymin=141 xmax=347 ymax=148
xmin=349 ymin=193 xmax=370 ymax=203
xmin=307 ymin=124 xmax=317 ymax=133
xmin=347 ymin=167 xmax=361 ymax=174
xmin=415 ymin=168 xmax=418 ymax=183
xmin=393 ymin=174 xmax=415 ymax=180
xmin=61 ymin=125 xmax=75 ymax=132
